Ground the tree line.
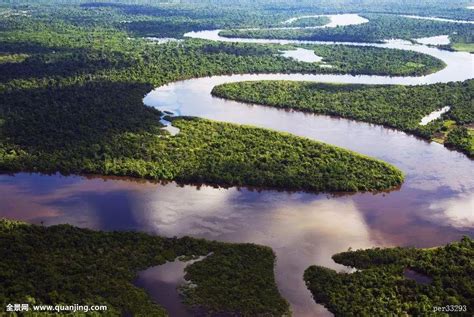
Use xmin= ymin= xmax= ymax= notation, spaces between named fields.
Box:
xmin=212 ymin=80 xmax=473 ymax=157
xmin=304 ymin=237 xmax=474 ymax=316
xmin=220 ymin=14 xmax=473 ymax=52
xmin=0 ymin=218 xmax=289 ymax=316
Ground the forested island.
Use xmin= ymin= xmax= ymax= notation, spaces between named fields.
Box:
xmin=0 ymin=219 xmax=290 ymax=316
xmin=307 ymin=44 xmax=445 ymax=76
xmin=304 ymin=237 xmax=474 ymax=316
xmin=212 ymin=80 xmax=474 ymax=157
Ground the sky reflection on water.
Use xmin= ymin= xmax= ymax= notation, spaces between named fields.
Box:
xmin=1 ymin=172 xmax=472 ymax=316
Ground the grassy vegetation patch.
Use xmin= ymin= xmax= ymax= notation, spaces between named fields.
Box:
xmin=451 ymin=42 xmax=474 ymax=53
xmin=304 ymin=237 xmax=474 ymax=316
xmin=0 ymin=219 xmax=289 ymax=316
xmin=0 ymin=53 xmax=28 ymax=64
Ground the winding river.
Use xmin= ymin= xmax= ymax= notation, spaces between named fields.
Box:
xmin=1 ymin=14 xmax=473 ymax=317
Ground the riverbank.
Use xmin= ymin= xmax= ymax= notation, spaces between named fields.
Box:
xmin=304 ymin=236 xmax=473 ymax=316
xmin=0 ymin=219 xmax=290 ymax=316
xmin=212 ymin=80 xmax=474 ymax=158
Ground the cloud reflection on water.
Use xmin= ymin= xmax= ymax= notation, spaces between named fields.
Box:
xmin=0 ymin=173 xmax=472 ymax=317
xmin=427 ymin=194 xmax=474 ymax=229
xmin=129 ymin=185 xmax=383 ymax=317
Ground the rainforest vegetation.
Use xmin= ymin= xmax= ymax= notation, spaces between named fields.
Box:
xmin=307 ymin=44 xmax=445 ymax=76
xmin=181 ymin=244 xmax=290 ymax=316
xmin=0 ymin=17 xmax=446 ymax=83
xmin=444 ymin=126 xmax=474 ymax=156
xmin=0 ymin=5 xmax=436 ymax=192
xmin=5 ymin=0 xmax=472 ymax=33
xmin=304 ymin=237 xmax=474 ymax=316
xmin=0 ymin=219 xmax=289 ymax=316
xmin=220 ymin=13 xmax=474 ymax=52
xmin=212 ymin=80 xmax=474 ymax=157
xmin=2 ymin=1 xmax=472 ymax=41
xmin=0 ymin=80 xmax=404 ymax=192
xmin=281 ymin=16 xmax=330 ymax=27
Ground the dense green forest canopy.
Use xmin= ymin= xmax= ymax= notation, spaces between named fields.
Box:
xmin=0 ymin=1 xmax=468 ymax=187
xmin=182 ymin=245 xmax=290 ymax=316
xmin=304 ymin=237 xmax=474 ymax=316
xmin=0 ymin=81 xmax=404 ymax=192
xmin=0 ymin=13 xmax=447 ymax=89
xmin=306 ymin=44 xmax=445 ymax=76
xmin=212 ymin=80 xmax=474 ymax=157
xmin=0 ymin=219 xmax=289 ymax=316
xmin=2 ymin=5 xmax=449 ymax=192
xmin=220 ymin=14 xmax=474 ymax=52
xmin=1 ymin=1 xmax=473 ymax=40
xmin=3 ymin=0 xmax=474 ymax=20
